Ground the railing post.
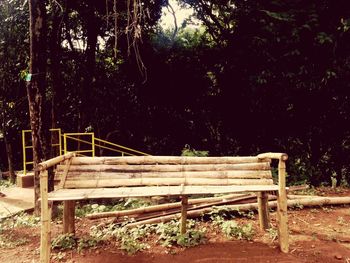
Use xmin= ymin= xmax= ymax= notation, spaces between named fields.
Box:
xmin=58 ymin=128 xmax=62 ymax=155
xmin=22 ymin=130 xmax=26 ymax=175
xmin=91 ymin=133 xmax=95 ymax=157
xmin=63 ymin=133 xmax=67 ymax=154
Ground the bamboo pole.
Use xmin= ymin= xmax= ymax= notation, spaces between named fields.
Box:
xmin=86 ymin=194 xmax=251 ymax=220
xmin=276 ymin=158 xmax=289 ymax=253
xmin=40 ymin=170 xmax=50 ymax=263
xmin=46 ymin=185 xmax=280 ymax=201
xmin=59 ymin=170 xmax=273 ymax=180
xmin=58 ymin=158 xmax=73 ymax=189
xmin=123 ymin=195 xmax=260 ymax=223
xmin=257 ymin=152 xmax=288 ymax=161
xmin=71 ymin=156 xmax=260 ymax=165
xmin=37 ymin=152 xmax=75 ymax=171
xmin=126 ymin=196 xmax=350 ymax=228
xmin=63 ymin=178 xmax=274 ymax=188
xmin=56 ymin=162 xmax=272 ymax=172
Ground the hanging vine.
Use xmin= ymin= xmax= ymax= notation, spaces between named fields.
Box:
xmin=104 ymin=0 xmax=148 ymax=80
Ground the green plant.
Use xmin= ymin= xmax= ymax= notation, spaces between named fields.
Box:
xmin=267 ymin=227 xmax=278 ymax=241
xmin=75 ymin=199 xmax=151 ymax=218
xmin=0 ymin=212 xmax=40 ymax=231
xmin=0 ymin=179 xmax=13 ymax=190
xmin=0 ymin=234 xmax=28 ymax=248
xmin=51 ymin=234 xmax=77 ymax=250
xmin=51 ymin=252 xmax=66 ymax=262
xmin=113 ymin=225 xmax=152 ymax=254
xmin=181 ymin=145 xmax=209 ymax=157
xmin=77 ymin=237 xmax=103 ymax=252
xmin=220 ymin=221 xmax=254 ymax=240
xmin=90 ymin=223 xmax=151 ymax=254
xmin=155 ymin=220 xmax=206 ymax=247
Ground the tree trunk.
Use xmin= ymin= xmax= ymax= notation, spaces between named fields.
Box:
xmin=27 ymin=0 xmax=50 ymax=215
xmin=48 ymin=7 xmax=63 ymax=192
xmin=3 ymin=134 xmax=15 ymax=184
xmin=79 ymin=5 xmax=98 ymax=132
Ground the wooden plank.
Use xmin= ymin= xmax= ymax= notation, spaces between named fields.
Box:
xmin=63 ymin=200 xmax=75 ymax=234
xmin=257 ymin=192 xmax=270 ymax=230
xmin=181 ymin=195 xmax=188 ymax=234
xmin=40 ymin=170 xmax=50 ymax=263
xmin=56 ymin=162 xmax=272 ymax=172
xmin=71 ymin=156 xmax=260 ymax=165
xmin=63 ymin=178 xmax=274 ymax=188
xmin=47 ymin=185 xmax=280 ymax=201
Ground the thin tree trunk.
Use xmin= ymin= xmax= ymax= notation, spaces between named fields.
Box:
xmin=27 ymin=0 xmax=50 ymax=215
xmin=4 ymin=134 xmax=15 ymax=184
xmin=79 ymin=5 xmax=98 ymax=131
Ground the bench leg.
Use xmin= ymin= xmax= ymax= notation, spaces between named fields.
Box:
xmin=40 ymin=171 xmax=52 ymax=263
xmin=63 ymin=200 xmax=75 ymax=234
xmin=257 ymin=192 xmax=270 ymax=230
xmin=40 ymin=201 xmax=52 ymax=263
xmin=277 ymin=191 xmax=289 ymax=253
xmin=180 ymin=196 xmax=188 ymax=234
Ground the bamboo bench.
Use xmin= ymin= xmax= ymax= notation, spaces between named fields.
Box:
xmin=38 ymin=152 xmax=289 ymax=262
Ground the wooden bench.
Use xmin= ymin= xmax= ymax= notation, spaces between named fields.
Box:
xmin=38 ymin=152 xmax=289 ymax=262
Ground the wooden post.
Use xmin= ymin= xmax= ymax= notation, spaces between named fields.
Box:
xmin=257 ymin=192 xmax=270 ymax=230
xmin=63 ymin=200 xmax=75 ymax=234
xmin=40 ymin=170 xmax=50 ymax=263
xmin=277 ymin=158 xmax=289 ymax=253
xmin=180 ymin=195 xmax=188 ymax=234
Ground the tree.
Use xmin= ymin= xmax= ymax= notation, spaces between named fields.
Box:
xmin=0 ymin=0 xmax=29 ymax=183
xmin=27 ymin=0 xmax=51 ymax=215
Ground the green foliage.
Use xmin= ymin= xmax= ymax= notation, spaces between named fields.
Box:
xmin=0 ymin=234 xmax=28 ymax=248
xmin=77 ymin=237 xmax=103 ymax=252
xmin=1 ymin=0 xmax=350 ymax=187
xmin=155 ymin=220 xmax=206 ymax=247
xmin=220 ymin=221 xmax=254 ymax=240
xmin=0 ymin=212 xmax=40 ymax=231
xmin=51 ymin=234 xmax=77 ymax=250
xmin=181 ymin=145 xmax=209 ymax=157
xmin=75 ymin=199 xmax=151 ymax=218
xmin=0 ymin=179 xmax=13 ymax=190
xmin=89 ymin=219 xmax=206 ymax=253
xmin=212 ymin=215 xmax=255 ymax=241
xmin=90 ymin=224 xmax=152 ymax=254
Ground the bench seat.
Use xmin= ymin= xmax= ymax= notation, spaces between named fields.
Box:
xmin=48 ymin=185 xmax=280 ymax=201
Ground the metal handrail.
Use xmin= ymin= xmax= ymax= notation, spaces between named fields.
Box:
xmin=94 ymin=137 xmax=150 ymax=156
xmin=22 ymin=128 xmax=62 ymax=175
xmin=22 ymin=129 xmax=150 ymax=174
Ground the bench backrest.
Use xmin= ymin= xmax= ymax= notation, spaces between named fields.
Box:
xmin=55 ymin=156 xmax=273 ymax=189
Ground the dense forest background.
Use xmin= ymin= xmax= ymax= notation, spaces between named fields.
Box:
xmin=1 ymin=0 xmax=350 ymax=186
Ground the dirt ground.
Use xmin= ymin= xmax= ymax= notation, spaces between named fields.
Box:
xmin=1 ymin=187 xmax=350 ymax=263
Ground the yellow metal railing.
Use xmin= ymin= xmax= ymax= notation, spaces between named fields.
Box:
xmin=22 ymin=129 xmax=150 ymax=174
xmin=22 ymin=128 xmax=62 ymax=175
xmin=63 ymin=133 xmax=95 ymax=157
xmin=95 ymin=137 xmax=150 ymax=156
